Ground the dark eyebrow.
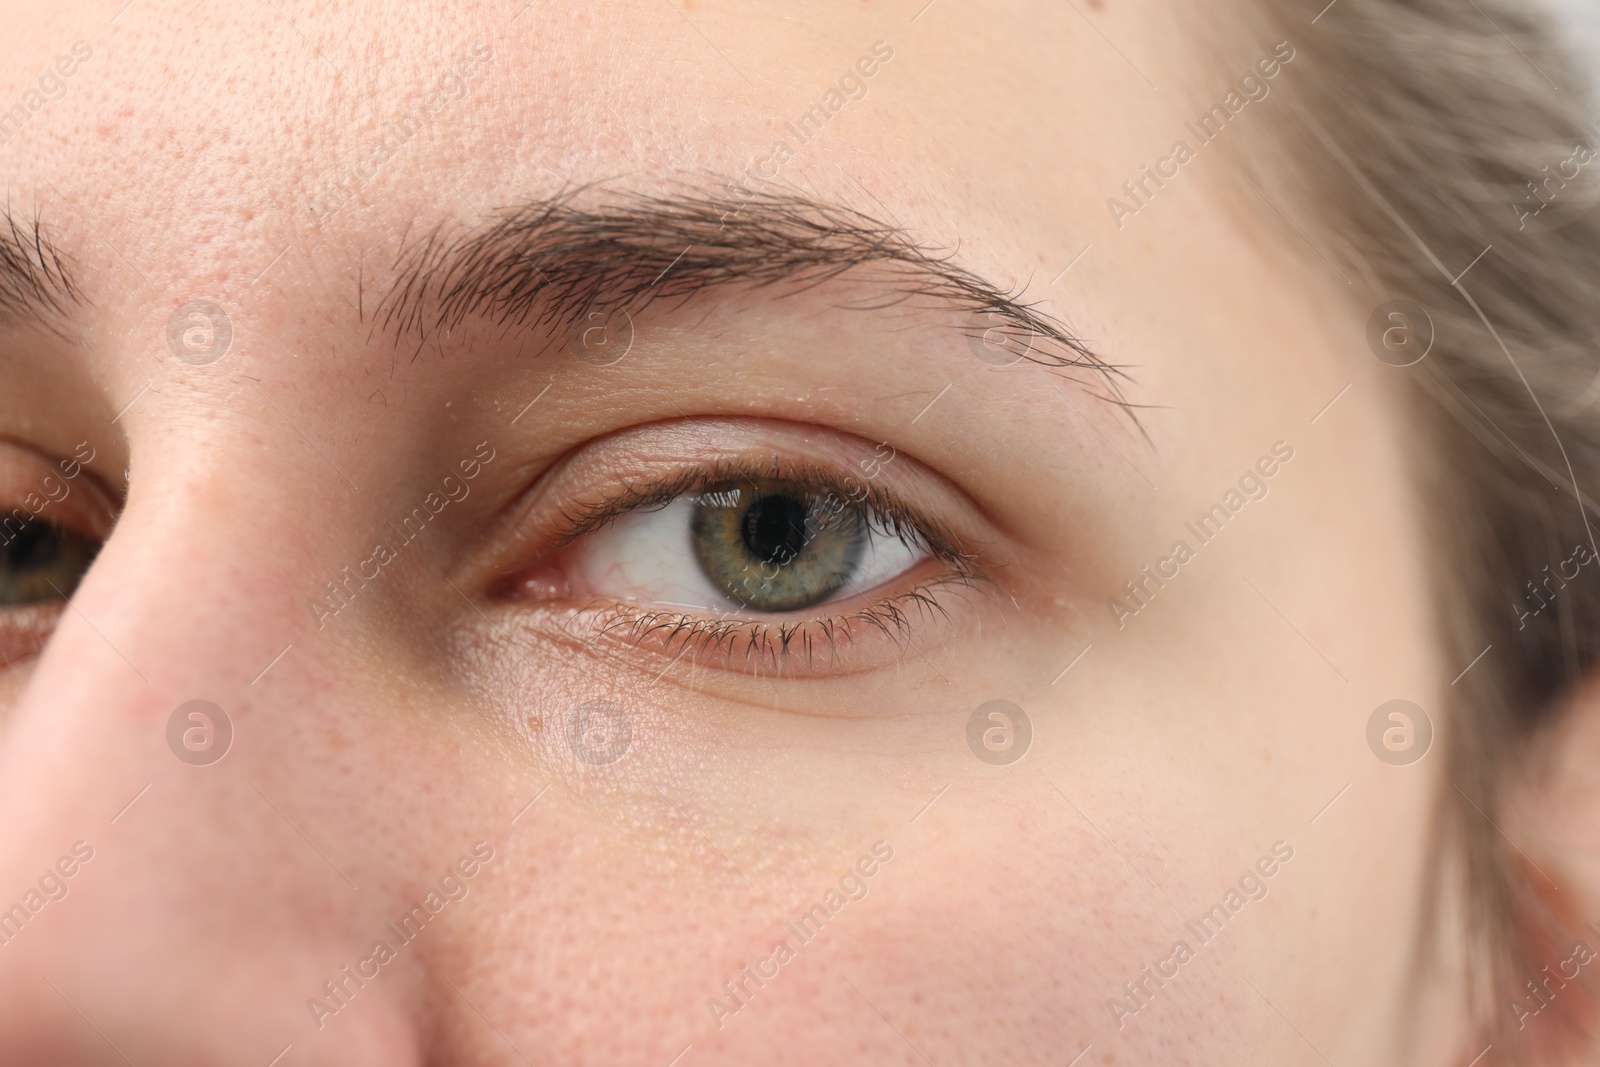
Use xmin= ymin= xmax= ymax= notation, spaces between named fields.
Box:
xmin=377 ymin=187 xmax=1126 ymax=402
xmin=0 ymin=208 xmax=80 ymax=333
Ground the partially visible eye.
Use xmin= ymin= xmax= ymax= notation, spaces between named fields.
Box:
xmin=569 ymin=477 xmax=924 ymax=614
xmin=0 ymin=519 xmax=100 ymax=606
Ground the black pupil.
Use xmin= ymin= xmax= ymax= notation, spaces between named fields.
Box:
xmin=741 ymin=494 xmax=809 ymax=565
xmin=3 ymin=524 xmax=63 ymax=571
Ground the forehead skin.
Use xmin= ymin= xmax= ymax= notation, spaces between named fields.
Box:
xmin=0 ymin=1 xmax=1457 ymax=1065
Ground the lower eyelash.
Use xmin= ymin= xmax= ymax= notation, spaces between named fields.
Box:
xmin=584 ymin=577 xmax=979 ymax=674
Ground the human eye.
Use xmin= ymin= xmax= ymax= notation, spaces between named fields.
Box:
xmin=486 ymin=419 xmax=987 ymax=677
xmin=0 ymin=440 xmax=115 ymax=666
xmin=0 ymin=517 xmax=99 ymax=606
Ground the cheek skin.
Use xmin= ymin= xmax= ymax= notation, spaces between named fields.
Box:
xmin=456 ymin=787 xmax=1137 ymax=1062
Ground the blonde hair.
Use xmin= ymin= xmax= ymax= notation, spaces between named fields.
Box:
xmin=1216 ymin=0 xmax=1600 ymax=1053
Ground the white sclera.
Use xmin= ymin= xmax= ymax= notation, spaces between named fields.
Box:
xmin=567 ymin=496 xmax=925 ymax=613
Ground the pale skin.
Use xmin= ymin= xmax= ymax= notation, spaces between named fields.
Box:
xmin=0 ymin=0 xmax=1521 ymax=1063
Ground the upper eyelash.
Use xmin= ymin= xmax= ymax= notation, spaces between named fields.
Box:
xmin=547 ymin=455 xmax=979 ymax=574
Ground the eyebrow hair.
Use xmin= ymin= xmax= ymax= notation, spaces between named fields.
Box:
xmin=377 ymin=186 xmax=1126 ymax=402
xmin=0 ymin=208 xmax=80 ymax=333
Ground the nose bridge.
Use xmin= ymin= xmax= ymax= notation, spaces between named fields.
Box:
xmin=0 ymin=425 xmax=320 ymax=801
xmin=0 ymin=429 xmax=427 ymax=1065
xmin=0 ymin=424 xmax=306 ymax=813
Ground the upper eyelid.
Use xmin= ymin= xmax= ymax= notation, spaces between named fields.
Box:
xmin=0 ymin=441 xmax=118 ymax=541
xmin=547 ymin=459 xmax=975 ymax=573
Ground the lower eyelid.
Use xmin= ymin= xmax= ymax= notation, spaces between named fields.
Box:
xmin=0 ymin=602 xmax=65 ymax=669
xmin=563 ymin=575 xmax=973 ymax=678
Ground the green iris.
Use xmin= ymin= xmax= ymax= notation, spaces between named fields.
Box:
xmin=0 ymin=519 xmax=100 ymax=605
xmin=691 ymin=480 xmax=866 ymax=612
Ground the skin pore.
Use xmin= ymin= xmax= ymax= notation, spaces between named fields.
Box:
xmin=0 ymin=0 xmax=1480 ymax=1063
